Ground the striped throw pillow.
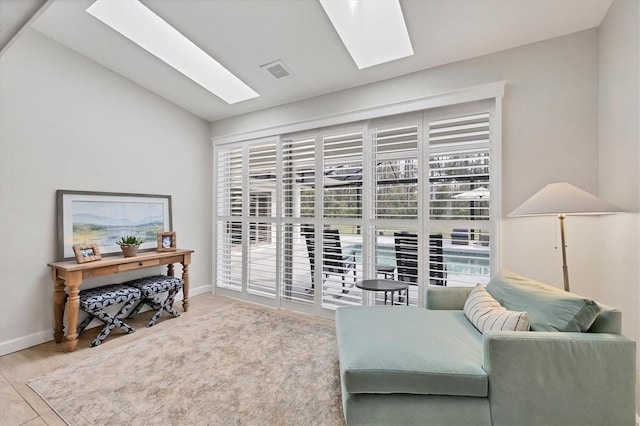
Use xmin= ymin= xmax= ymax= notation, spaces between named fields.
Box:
xmin=464 ymin=284 xmax=530 ymax=333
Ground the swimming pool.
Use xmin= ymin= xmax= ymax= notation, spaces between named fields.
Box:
xmin=344 ymin=242 xmax=490 ymax=279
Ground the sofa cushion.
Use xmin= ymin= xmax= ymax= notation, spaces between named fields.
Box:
xmin=464 ymin=284 xmax=530 ymax=332
xmin=486 ymin=269 xmax=601 ymax=332
xmin=587 ymin=303 xmax=622 ymax=333
xmin=335 ymin=306 xmax=487 ymax=397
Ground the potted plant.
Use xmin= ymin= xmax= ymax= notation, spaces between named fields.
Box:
xmin=116 ymin=235 xmax=145 ymax=257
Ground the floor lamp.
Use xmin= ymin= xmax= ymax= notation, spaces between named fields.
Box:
xmin=508 ymin=182 xmax=621 ymax=292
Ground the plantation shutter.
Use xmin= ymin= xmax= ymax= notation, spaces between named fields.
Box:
xmin=427 ymin=112 xmax=491 ymax=286
xmin=368 ymin=116 xmax=421 ymax=304
xmin=247 ymin=142 xmax=278 ymax=297
xmin=216 ymin=147 xmax=243 ymax=217
xmin=215 ymin=146 xmax=243 ymax=290
xmin=320 ymin=129 xmax=363 ymax=309
xmin=283 ymin=136 xmax=316 ymax=218
xmin=373 ymin=124 xmax=419 ymax=219
xmin=282 ymin=135 xmax=317 ymax=304
xmin=323 ymin=130 xmax=363 ymax=218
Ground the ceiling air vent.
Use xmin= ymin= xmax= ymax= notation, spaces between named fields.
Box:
xmin=260 ymin=60 xmax=293 ymax=80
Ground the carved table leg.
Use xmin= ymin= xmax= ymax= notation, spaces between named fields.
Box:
xmin=64 ymin=272 xmax=82 ymax=352
xmin=53 ymin=277 xmax=67 ymax=343
xmin=181 ymin=262 xmax=190 ymax=312
xmin=166 ymin=263 xmax=177 ymax=310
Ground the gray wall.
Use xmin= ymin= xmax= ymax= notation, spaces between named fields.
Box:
xmin=211 ymin=29 xmax=603 ymax=290
xmin=0 ymin=29 xmax=212 ymax=354
xmin=598 ymin=0 xmax=640 ymax=410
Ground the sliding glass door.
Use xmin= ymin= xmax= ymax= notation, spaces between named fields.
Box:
xmin=213 ymin=100 xmax=497 ymax=316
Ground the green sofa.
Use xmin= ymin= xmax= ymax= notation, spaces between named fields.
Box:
xmin=335 ymin=270 xmax=636 ymax=425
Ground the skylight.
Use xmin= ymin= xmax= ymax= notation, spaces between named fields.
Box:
xmin=86 ymin=0 xmax=259 ymax=104
xmin=319 ymin=0 xmax=413 ymax=69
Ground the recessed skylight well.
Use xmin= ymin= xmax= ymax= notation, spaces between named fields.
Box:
xmin=86 ymin=0 xmax=258 ymax=104
xmin=319 ymin=0 xmax=413 ymax=69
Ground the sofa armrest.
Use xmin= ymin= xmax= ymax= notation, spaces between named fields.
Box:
xmin=483 ymin=331 xmax=636 ymax=426
xmin=425 ymin=285 xmax=472 ymax=310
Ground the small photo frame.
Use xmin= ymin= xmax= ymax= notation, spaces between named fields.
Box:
xmin=157 ymin=231 xmax=176 ymax=251
xmin=73 ymin=244 xmax=102 ymax=264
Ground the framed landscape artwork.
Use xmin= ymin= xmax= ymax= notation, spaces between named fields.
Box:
xmin=57 ymin=190 xmax=172 ymax=260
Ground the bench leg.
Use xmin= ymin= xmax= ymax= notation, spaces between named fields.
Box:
xmin=145 ymin=299 xmax=164 ymax=327
xmin=163 ymin=288 xmax=181 ymax=317
xmin=145 ymin=288 xmax=181 ymax=327
xmin=77 ymin=313 xmax=95 ymax=334
xmin=87 ymin=299 xmax=138 ymax=347
xmin=126 ymin=299 xmax=145 ymax=319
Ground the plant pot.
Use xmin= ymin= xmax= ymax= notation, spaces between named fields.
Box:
xmin=121 ymin=245 xmax=140 ymax=257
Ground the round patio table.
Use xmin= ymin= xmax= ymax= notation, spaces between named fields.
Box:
xmin=356 ymin=279 xmax=409 ymax=306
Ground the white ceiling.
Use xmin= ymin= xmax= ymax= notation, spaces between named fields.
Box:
xmin=15 ymin=0 xmax=614 ymax=122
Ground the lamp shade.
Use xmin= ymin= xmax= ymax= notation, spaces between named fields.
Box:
xmin=508 ymin=182 xmax=622 ymax=217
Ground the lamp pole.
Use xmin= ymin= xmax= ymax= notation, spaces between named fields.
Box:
xmin=509 ymin=183 xmax=622 ymax=293
xmin=558 ymin=214 xmax=570 ymax=292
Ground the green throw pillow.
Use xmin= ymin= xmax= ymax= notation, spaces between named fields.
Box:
xmin=486 ymin=269 xmax=601 ymax=332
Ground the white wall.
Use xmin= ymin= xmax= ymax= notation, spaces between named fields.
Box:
xmin=212 ymin=29 xmax=602 ymax=290
xmin=598 ymin=0 xmax=640 ymax=410
xmin=0 ymin=29 xmax=212 ymax=355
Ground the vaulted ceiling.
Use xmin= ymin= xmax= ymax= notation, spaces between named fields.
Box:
xmin=3 ymin=0 xmax=613 ymax=122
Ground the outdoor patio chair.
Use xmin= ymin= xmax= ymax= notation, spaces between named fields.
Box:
xmin=451 ymin=228 xmax=469 ymax=245
xmin=394 ymin=233 xmax=447 ymax=287
xmin=302 ymin=227 xmax=316 ymax=288
xmin=376 ymin=265 xmax=396 ymax=279
xmin=394 ymin=233 xmax=418 ymax=285
xmin=429 ymin=233 xmax=447 ymax=286
xmin=303 ymin=227 xmax=356 ymax=293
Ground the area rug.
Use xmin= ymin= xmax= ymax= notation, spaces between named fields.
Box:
xmin=29 ymin=304 xmax=344 ymax=425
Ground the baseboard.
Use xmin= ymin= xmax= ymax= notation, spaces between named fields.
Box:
xmin=178 ymin=284 xmax=212 ymax=299
xmin=0 ymin=284 xmax=213 ymax=357
xmin=0 ymin=329 xmax=52 ymax=357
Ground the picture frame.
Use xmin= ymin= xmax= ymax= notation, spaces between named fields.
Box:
xmin=157 ymin=231 xmax=177 ymax=251
xmin=57 ymin=190 xmax=172 ymax=260
xmin=73 ymin=244 xmax=102 ymax=264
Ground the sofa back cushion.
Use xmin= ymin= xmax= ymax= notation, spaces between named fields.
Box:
xmin=464 ymin=284 xmax=530 ymax=332
xmin=486 ymin=270 xmax=601 ymax=332
xmin=587 ymin=303 xmax=622 ymax=333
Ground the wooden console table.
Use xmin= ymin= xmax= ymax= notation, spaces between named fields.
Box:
xmin=48 ymin=249 xmax=193 ymax=352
